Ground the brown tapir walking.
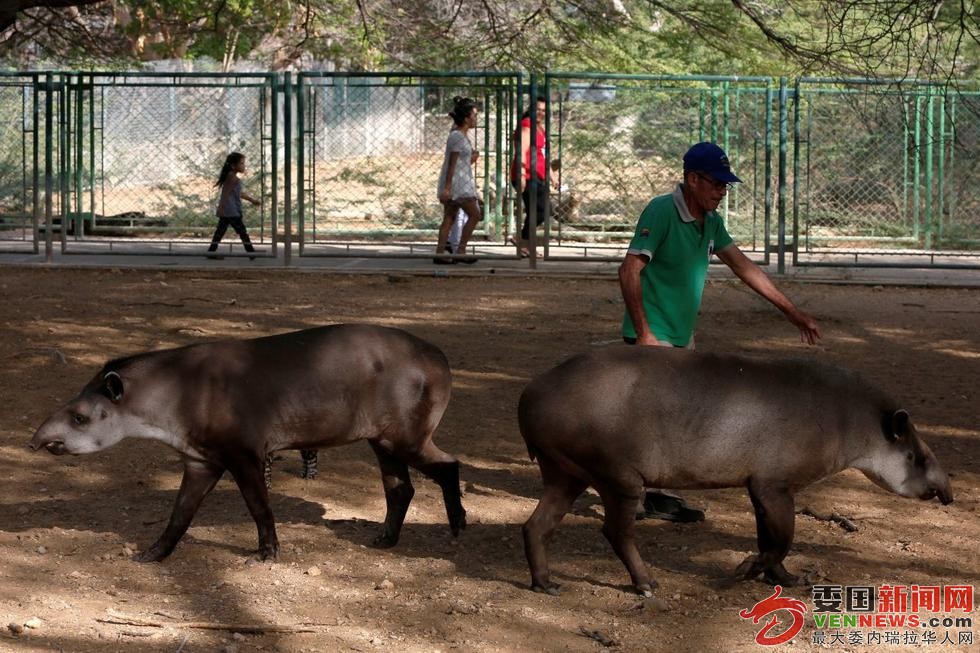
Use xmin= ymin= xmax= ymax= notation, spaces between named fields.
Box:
xmin=30 ymin=324 xmax=466 ymax=562
xmin=518 ymin=346 xmax=952 ymax=596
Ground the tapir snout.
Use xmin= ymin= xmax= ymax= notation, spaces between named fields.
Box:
xmin=858 ymin=409 xmax=953 ymax=506
xmin=30 ymin=415 xmax=73 ymax=455
xmin=921 ymin=456 xmax=953 ymax=505
xmin=29 ymin=437 xmax=68 ymax=456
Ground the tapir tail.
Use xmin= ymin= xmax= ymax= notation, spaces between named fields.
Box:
xmin=525 ymin=441 xmax=539 ymax=462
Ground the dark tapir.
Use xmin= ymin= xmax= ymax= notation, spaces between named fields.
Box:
xmin=30 ymin=324 xmax=466 ymax=562
xmin=518 ymin=346 xmax=952 ymax=596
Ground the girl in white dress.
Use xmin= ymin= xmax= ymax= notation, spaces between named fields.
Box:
xmin=434 ymin=96 xmax=482 ymax=264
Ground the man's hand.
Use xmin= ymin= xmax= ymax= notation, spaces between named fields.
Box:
xmin=635 ymin=332 xmax=671 ymax=347
xmin=788 ymin=309 xmax=822 ymax=345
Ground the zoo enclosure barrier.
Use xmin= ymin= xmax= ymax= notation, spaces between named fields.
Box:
xmin=1 ymin=71 xmax=976 ymax=269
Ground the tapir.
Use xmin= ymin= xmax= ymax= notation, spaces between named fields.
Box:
xmin=30 ymin=324 xmax=466 ymax=562
xmin=518 ymin=346 xmax=952 ymax=596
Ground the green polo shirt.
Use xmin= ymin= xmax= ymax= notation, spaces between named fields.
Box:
xmin=621 ymin=184 xmax=734 ymax=345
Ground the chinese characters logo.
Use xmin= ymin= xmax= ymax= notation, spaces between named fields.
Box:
xmin=739 ymin=585 xmax=808 ymax=646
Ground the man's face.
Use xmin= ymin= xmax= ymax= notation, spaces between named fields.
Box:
xmin=688 ymin=171 xmax=730 ymax=213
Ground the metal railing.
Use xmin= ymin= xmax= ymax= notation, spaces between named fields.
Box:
xmin=2 ymin=70 xmax=977 ymax=269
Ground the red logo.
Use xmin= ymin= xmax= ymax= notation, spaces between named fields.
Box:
xmin=739 ymin=586 xmax=807 ymax=646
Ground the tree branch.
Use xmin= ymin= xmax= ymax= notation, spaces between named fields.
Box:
xmin=0 ymin=0 xmax=104 ymax=33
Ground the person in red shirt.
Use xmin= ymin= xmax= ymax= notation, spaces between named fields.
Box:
xmin=511 ymin=97 xmax=552 ymax=258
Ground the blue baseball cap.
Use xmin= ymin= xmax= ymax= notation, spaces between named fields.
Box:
xmin=682 ymin=142 xmax=742 ymax=184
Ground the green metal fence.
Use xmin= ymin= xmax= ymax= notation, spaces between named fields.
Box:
xmin=295 ymin=71 xmax=519 ymax=258
xmin=793 ymin=79 xmax=980 ymax=267
xmin=12 ymin=72 xmax=280 ymax=257
xmin=3 ymin=70 xmax=977 ymax=268
xmin=542 ymin=73 xmax=774 ymax=262
xmin=0 ymin=72 xmax=41 ymax=252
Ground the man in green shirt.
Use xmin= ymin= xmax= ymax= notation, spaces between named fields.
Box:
xmin=619 ymin=142 xmax=821 ymax=521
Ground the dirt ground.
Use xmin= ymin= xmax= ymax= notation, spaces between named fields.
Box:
xmin=0 ymin=267 xmax=977 ymax=653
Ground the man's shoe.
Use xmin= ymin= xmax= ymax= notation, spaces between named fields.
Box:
xmin=640 ymin=492 xmax=705 ymax=523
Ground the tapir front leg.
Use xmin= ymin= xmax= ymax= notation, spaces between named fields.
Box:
xmin=228 ymin=453 xmax=280 ymax=560
xmin=137 ymin=459 xmax=224 ymax=562
xmin=736 ymin=479 xmax=798 ymax=586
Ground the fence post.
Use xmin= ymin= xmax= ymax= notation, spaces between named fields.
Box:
xmin=791 ymin=78 xmax=800 ymax=268
xmin=493 ymin=83 xmax=503 ymax=238
xmin=269 ymin=73 xmax=279 ymax=257
xmin=913 ymin=94 xmax=922 ymax=246
xmin=528 ymin=73 xmax=538 ymax=269
xmin=283 ymin=71 xmax=292 ymax=267
xmin=924 ymin=88 xmax=935 ymax=249
xmin=937 ymin=89 xmax=946 ymax=245
xmin=32 ymin=73 xmax=40 ymax=254
xmin=296 ymin=73 xmax=305 ymax=257
xmin=43 ymin=72 xmax=54 ymax=263
xmin=73 ymin=72 xmax=84 ymax=238
xmin=777 ymin=77 xmax=787 ymax=274
xmin=59 ymin=73 xmax=68 ymax=251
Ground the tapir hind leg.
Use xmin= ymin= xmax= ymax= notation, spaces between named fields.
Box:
xmin=369 ymin=440 xmax=416 ymax=548
xmin=737 ymin=479 xmax=798 ymax=586
xmin=596 ymin=484 xmax=656 ymax=596
xmin=522 ymin=455 xmax=588 ymax=596
xmin=227 ymin=453 xmax=280 ymax=560
xmin=405 ymin=441 xmax=467 ymax=538
xmin=137 ymin=459 xmax=223 ymax=562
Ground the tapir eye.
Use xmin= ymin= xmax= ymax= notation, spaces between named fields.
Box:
xmin=906 ymin=451 xmax=914 ymax=463
xmin=71 ymin=412 xmax=89 ymax=426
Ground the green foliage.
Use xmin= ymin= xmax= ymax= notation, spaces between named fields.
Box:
xmin=3 ymin=1 xmax=976 ymax=82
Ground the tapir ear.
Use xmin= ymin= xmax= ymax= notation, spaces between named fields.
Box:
xmin=883 ymin=409 xmax=911 ymax=442
xmin=102 ymin=371 xmax=124 ymax=403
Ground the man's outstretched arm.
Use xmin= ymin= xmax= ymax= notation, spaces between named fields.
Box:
xmin=716 ymin=245 xmax=822 ymax=345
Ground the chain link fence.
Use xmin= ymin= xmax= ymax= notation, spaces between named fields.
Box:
xmin=0 ymin=73 xmax=40 ymax=251
xmin=296 ymin=72 xmax=517 ymax=257
xmin=4 ymin=71 xmax=977 ymax=267
xmin=544 ymin=74 xmax=774 ymax=260
xmin=6 ymin=73 xmax=282 ymax=253
xmin=793 ymin=79 xmax=980 ymax=264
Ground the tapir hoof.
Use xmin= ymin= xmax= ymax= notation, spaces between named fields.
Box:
xmin=257 ymin=543 xmax=279 ymax=561
xmin=450 ymin=508 xmax=467 ymax=537
xmin=532 ymin=582 xmax=561 ymax=596
xmin=135 ymin=542 xmax=173 ymax=563
xmin=735 ymin=555 xmax=800 ymax=587
xmin=735 ymin=554 xmax=764 ymax=581
xmin=634 ymin=580 xmax=659 ymax=597
xmin=763 ymin=564 xmax=800 ymax=587
xmin=372 ymin=533 xmax=399 ymax=548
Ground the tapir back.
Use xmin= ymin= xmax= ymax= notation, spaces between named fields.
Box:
xmin=102 ymin=324 xmax=452 ymax=454
xmin=519 ymin=346 xmax=893 ymax=491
